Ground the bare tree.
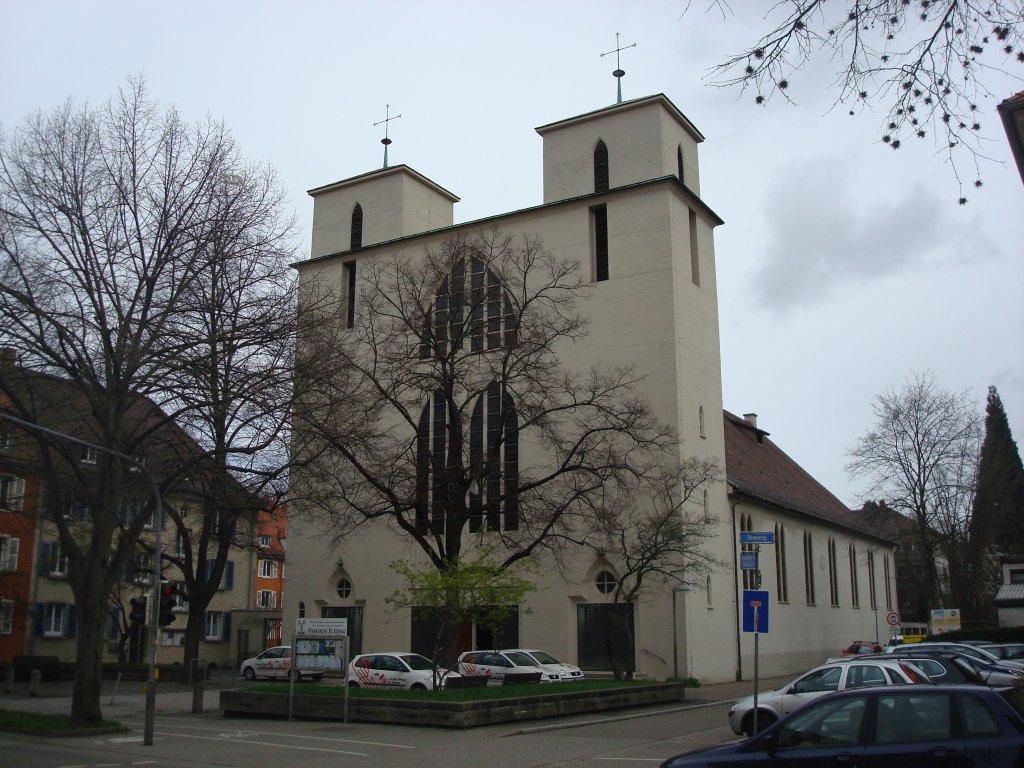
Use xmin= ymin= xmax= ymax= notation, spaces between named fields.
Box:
xmin=692 ymin=1 xmax=1024 ymax=202
xmin=293 ymin=230 xmax=674 ymax=665
xmin=846 ymin=371 xmax=981 ymax=615
xmin=556 ymin=460 xmax=722 ymax=679
xmin=0 ymin=78 xmax=296 ymax=724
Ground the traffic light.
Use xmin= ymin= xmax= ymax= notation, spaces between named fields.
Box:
xmin=129 ymin=596 xmax=148 ymax=626
xmin=158 ymin=583 xmax=177 ymax=626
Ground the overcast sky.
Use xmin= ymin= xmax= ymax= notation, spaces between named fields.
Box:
xmin=2 ymin=0 xmax=1022 ymax=508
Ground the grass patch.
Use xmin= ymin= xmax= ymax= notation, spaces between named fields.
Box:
xmin=251 ymin=678 xmax=669 ymax=702
xmin=0 ymin=708 xmax=122 ymax=734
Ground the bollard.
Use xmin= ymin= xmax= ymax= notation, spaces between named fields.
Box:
xmin=4 ymin=665 xmax=14 ymax=694
xmin=191 ymin=659 xmax=206 ymax=714
xmin=109 ymin=672 xmax=122 ymax=704
xmin=28 ymin=668 xmax=41 ymax=697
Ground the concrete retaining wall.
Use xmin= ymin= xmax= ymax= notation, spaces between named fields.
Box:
xmin=220 ymin=683 xmax=687 ymax=728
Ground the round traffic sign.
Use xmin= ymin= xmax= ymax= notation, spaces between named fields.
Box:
xmin=885 ymin=611 xmax=901 ymax=627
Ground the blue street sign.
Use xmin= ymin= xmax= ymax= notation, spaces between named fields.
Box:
xmin=739 ymin=531 xmax=775 ymax=544
xmin=740 ymin=551 xmax=758 ymax=570
xmin=742 ymin=590 xmax=770 ymax=633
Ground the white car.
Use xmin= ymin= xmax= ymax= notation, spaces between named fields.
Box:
xmin=502 ymin=648 xmax=584 ymax=681
xmin=457 ymin=650 xmax=561 ymax=683
xmin=240 ymin=645 xmax=324 ymax=682
xmin=348 ymin=652 xmax=457 ymax=690
xmin=727 ymin=659 xmax=928 ymax=736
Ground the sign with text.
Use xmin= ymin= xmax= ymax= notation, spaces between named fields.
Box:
xmin=930 ymin=608 xmax=961 ymax=635
xmin=742 ymin=590 xmax=770 ymax=633
xmin=294 ymin=618 xmax=348 ymax=637
xmin=740 ymin=551 xmax=759 ymax=570
xmin=739 ymin=532 xmax=775 ymax=544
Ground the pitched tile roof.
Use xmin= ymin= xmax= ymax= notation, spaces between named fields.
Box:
xmin=723 ymin=410 xmax=889 ymax=542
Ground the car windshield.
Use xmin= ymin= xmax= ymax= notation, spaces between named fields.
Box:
xmin=529 ymin=651 xmax=561 ymax=664
xmin=400 ymin=654 xmax=434 ymax=671
xmin=505 ymin=652 xmax=536 ymax=666
xmin=999 ymin=687 xmax=1024 ymax=719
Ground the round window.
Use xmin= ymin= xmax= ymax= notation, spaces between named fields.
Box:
xmin=336 ymin=577 xmax=353 ymax=599
xmin=595 ymin=570 xmax=616 ymax=594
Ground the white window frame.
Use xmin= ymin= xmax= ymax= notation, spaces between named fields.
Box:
xmin=81 ymin=446 xmax=98 ymax=464
xmin=50 ymin=544 xmax=69 ymax=578
xmin=257 ymin=535 xmax=271 ymax=549
xmin=0 ymin=598 xmax=13 ymax=635
xmin=0 ymin=425 xmax=14 ymax=450
xmin=204 ymin=611 xmax=222 ymax=640
xmin=43 ymin=603 xmax=66 ymax=636
xmin=0 ymin=476 xmax=25 ymax=511
xmin=0 ymin=536 xmax=18 ymax=572
xmin=256 ymin=589 xmax=276 ymax=609
xmin=258 ymin=559 xmax=278 ymax=579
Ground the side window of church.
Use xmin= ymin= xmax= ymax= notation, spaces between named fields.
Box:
xmin=593 ymin=139 xmax=609 ymax=193
xmin=592 ymin=205 xmax=608 ymax=282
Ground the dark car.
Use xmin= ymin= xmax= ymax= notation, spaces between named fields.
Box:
xmin=660 ymin=685 xmax=1024 ymax=767
xmin=863 ymin=650 xmax=986 ymax=685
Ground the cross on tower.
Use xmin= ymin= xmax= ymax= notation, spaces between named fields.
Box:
xmin=600 ymin=33 xmax=636 ymax=104
xmin=374 ymin=104 xmax=402 ymax=169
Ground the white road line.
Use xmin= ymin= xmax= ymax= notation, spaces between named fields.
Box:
xmin=158 ymin=732 xmax=368 ymax=757
xmin=154 ymin=724 xmax=414 ymax=749
xmin=593 ymin=759 xmax=664 ymax=763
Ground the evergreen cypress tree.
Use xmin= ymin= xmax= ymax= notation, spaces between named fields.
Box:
xmin=969 ymin=387 xmax=1024 ymax=618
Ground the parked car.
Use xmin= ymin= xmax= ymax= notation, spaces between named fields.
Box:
xmin=239 ymin=645 xmax=324 ymax=682
xmin=840 ymin=640 xmax=883 ymax=656
xmin=887 ymin=640 xmax=1024 ymax=671
xmin=861 ymin=651 xmax=986 ymax=685
xmin=501 ymin=648 xmax=584 ymax=681
xmin=457 ymin=650 xmax=560 ymax=683
xmin=663 ymin=685 xmax=1024 ymax=768
xmin=988 ymin=642 xmax=1024 ymax=661
xmin=727 ymin=659 xmax=926 ymax=736
xmin=852 ymin=647 xmax=1024 ymax=687
xmin=347 ymin=652 xmax=457 ymax=690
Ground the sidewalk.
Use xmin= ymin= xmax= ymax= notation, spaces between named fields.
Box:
xmin=0 ymin=673 xmax=794 ymax=720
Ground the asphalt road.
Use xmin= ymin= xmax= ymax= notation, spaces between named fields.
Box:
xmin=1 ymin=674 xmax=794 ymax=768
xmin=1 ymin=700 xmax=739 ymax=768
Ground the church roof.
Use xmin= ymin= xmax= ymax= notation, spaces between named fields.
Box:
xmin=723 ymin=410 xmax=888 ymax=542
xmin=535 ymin=93 xmax=705 ymax=143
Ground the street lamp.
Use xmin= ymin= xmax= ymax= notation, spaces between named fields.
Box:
xmin=672 ymin=583 xmax=691 ymax=680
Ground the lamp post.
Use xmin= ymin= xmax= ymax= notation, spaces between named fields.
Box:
xmin=672 ymin=584 xmax=691 ymax=680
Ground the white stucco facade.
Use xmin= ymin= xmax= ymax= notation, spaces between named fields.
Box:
xmin=285 ymin=94 xmax=894 ymax=684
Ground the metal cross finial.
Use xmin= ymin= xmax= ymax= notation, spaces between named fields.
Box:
xmin=600 ymin=32 xmax=636 ymax=104
xmin=374 ymin=104 xmax=402 ymax=169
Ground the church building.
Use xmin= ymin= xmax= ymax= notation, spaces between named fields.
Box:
xmin=284 ymin=92 xmax=896 ymax=683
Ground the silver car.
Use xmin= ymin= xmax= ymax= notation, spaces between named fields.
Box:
xmin=727 ymin=659 xmax=927 ymax=736
xmin=501 ymin=648 xmax=585 ymax=681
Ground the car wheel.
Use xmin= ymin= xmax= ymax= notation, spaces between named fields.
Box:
xmin=290 ymin=668 xmax=302 ymax=682
xmin=312 ymin=674 xmax=324 ymax=682
xmin=243 ymin=667 xmax=256 ymax=681
xmin=411 ymin=682 xmax=427 ymax=690
xmin=743 ymin=711 xmax=776 ymax=737
xmin=348 ymin=680 xmax=361 ymax=688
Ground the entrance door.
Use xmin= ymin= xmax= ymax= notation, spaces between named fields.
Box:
xmin=321 ymin=606 xmax=362 ymax=656
xmin=577 ymin=603 xmax=634 ymax=672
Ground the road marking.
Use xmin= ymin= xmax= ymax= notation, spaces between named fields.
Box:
xmin=157 ymin=732 xmax=368 ymax=757
xmin=155 ymin=723 xmax=414 ymax=749
xmin=593 ymin=759 xmax=664 ymax=763
xmin=108 ymin=736 xmax=144 ymax=743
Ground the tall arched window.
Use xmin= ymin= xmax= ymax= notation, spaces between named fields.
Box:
xmin=698 ymin=406 xmax=705 ymax=438
xmin=350 ymin=203 xmax=363 ymax=250
xmin=740 ymin=513 xmax=754 ymax=589
xmin=849 ymin=543 xmax=859 ymax=607
xmin=468 ymin=384 xmax=519 ymax=532
xmin=706 ymin=575 xmax=712 ymax=607
xmin=677 ymin=145 xmax=685 ymax=183
xmin=884 ymin=555 xmax=892 ymax=610
xmin=803 ymin=531 xmax=815 ymax=605
xmin=867 ymin=550 xmax=877 ymax=610
xmin=594 ymin=139 xmax=609 ymax=192
xmin=828 ymin=538 xmax=839 ymax=607
xmin=420 ymin=253 xmax=516 ymax=359
xmin=415 ymin=392 xmax=447 ymax=534
xmin=775 ymin=524 xmax=788 ymax=602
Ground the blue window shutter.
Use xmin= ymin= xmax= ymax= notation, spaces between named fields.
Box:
xmin=222 ymin=612 xmax=231 ymax=641
xmin=33 ymin=603 xmax=44 ymax=637
xmin=38 ymin=542 xmax=51 ymax=576
xmin=66 ymin=605 xmax=77 ymax=637
xmin=225 ymin=561 xmax=234 ymax=590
